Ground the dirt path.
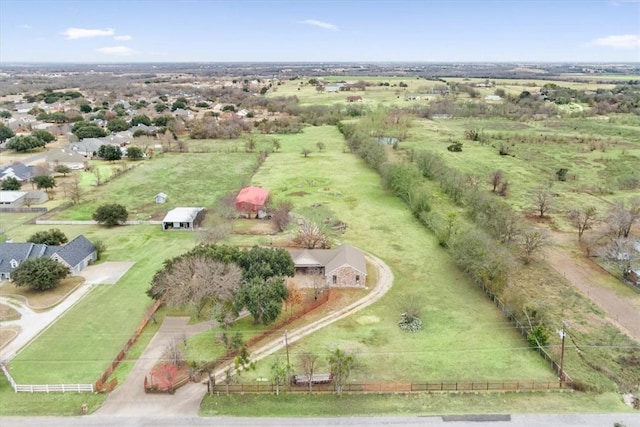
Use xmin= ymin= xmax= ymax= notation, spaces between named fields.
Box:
xmin=546 ymin=230 xmax=640 ymax=342
xmin=94 ymin=254 xmax=393 ymax=417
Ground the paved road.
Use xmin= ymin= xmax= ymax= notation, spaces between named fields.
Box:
xmin=1 ymin=413 xmax=639 ymax=427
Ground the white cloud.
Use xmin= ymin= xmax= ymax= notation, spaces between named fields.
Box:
xmin=61 ymin=27 xmax=115 ymax=40
xmin=113 ymin=35 xmax=132 ymax=41
xmin=591 ymin=34 xmax=640 ymax=49
xmin=18 ymin=24 xmax=32 ymax=29
xmin=299 ymin=19 xmax=338 ymax=31
xmin=96 ymin=46 xmax=137 ymax=56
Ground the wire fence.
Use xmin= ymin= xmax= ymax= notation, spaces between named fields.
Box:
xmin=211 ymin=379 xmax=567 ymax=395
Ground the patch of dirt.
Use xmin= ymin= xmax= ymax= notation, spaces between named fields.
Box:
xmin=232 ymin=219 xmax=277 ymax=235
xmin=0 ymin=326 xmax=20 ymax=349
xmin=0 ymin=303 xmax=21 ymax=321
xmin=288 ymin=191 xmax=309 ymax=197
xmin=0 ymin=276 xmax=84 ymax=311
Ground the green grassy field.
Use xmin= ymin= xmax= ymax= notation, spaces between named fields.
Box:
xmin=200 ymin=391 xmax=632 ymax=417
xmin=234 ymin=125 xmax=555 ymax=384
xmin=50 ymin=151 xmax=259 ymax=220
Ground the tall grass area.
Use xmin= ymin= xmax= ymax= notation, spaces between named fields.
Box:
xmin=239 ymin=125 xmax=555 ymax=383
xmin=402 ymin=117 xmax=640 ymax=225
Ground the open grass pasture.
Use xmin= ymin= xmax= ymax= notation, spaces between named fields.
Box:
xmin=50 ymin=151 xmax=259 ymax=221
xmin=234 ymin=125 xmax=554 ymax=383
xmin=401 ymin=116 xmax=640 ymax=226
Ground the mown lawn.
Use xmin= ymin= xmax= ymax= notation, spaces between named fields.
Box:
xmin=200 ymin=391 xmax=631 ymax=417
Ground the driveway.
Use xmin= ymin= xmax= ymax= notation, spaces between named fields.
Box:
xmin=0 ymin=262 xmax=135 ymax=361
xmin=94 ymin=254 xmax=394 ymax=417
xmin=78 ymin=262 xmax=135 ymax=285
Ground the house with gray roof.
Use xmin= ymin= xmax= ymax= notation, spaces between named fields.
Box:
xmin=0 ymin=235 xmax=96 ymax=280
xmin=289 ymin=244 xmax=367 ymax=287
xmin=0 ymin=162 xmax=33 ymax=183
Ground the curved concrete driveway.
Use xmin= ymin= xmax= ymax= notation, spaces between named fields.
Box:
xmin=95 ymin=254 xmax=393 ymax=417
xmin=0 ymin=262 xmax=135 ymax=362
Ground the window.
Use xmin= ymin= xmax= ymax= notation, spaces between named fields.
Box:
xmin=10 ymin=259 xmax=19 ymax=268
xmin=332 ymin=275 xmax=337 ymax=284
xmin=356 ymin=275 xmax=360 ymax=284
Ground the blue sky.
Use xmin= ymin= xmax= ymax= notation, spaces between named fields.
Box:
xmin=0 ymin=0 xmax=638 ymax=63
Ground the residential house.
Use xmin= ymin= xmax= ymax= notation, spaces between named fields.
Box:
xmin=0 ymin=235 xmax=96 ymax=280
xmin=0 ymin=162 xmax=33 ymax=183
xmin=68 ymin=138 xmax=104 ymax=158
xmin=235 ymin=186 xmax=269 ymax=216
xmin=289 ymin=244 xmax=367 ymax=288
xmin=46 ymin=148 xmax=87 ymax=170
xmin=162 ymin=207 xmax=205 ymax=230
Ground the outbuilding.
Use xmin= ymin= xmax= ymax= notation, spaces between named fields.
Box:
xmin=162 ymin=207 xmax=205 ymax=230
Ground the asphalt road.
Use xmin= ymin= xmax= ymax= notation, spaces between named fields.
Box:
xmin=1 ymin=413 xmax=639 ymax=427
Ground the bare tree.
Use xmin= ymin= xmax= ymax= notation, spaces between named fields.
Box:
xmin=520 ymin=229 xmax=551 ymax=264
xmin=599 ymin=237 xmax=638 ymax=279
xmin=606 ymin=199 xmax=640 ymax=238
xmin=567 ymin=206 xmax=597 ymax=241
xmin=531 ymin=188 xmax=554 ymax=218
xmin=294 ymin=220 xmax=329 ymax=249
xmin=68 ymin=172 xmax=82 ymax=205
xmin=93 ymin=168 xmax=103 ymax=186
xmin=298 ymin=352 xmax=319 ymax=394
xmin=489 ymin=169 xmax=504 ymax=192
xmin=148 ymin=255 xmax=243 ymax=319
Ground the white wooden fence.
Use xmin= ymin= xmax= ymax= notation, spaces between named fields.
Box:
xmin=1 ymin=363 xmax=94 ymax=393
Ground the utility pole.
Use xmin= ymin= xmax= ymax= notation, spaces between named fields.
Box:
xmin=557 ymin=321 xmax=568 ymax=387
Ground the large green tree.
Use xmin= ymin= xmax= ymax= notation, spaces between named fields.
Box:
xmin=31 ymin=129 xmax=55 ymax=144
xmin=72 ymin=121 xmax=107 ymax=139
xmin=234 ymin=276 xmax=289 ymax=325
xmin=1 ymin=176 xmax=21 ymax=191
xmin=32 ymin=175 xmax=56 ymax=194
xmin=11 ymin=257 xmax=69 ymax=291
xmin=130 ymin=114 xmax=152 ymax=127
xmin=27 ymin=229 xmax=68 ymax=246
xmin=126 ymin=146 xmax=144 ymax=160
xmin=107 ymin=118 xmax=130 ymax=132
xmin=0 ymin=122 xmax=14 ymax=142
xmin=97 ymin=144 xmax=122 ymax=161
xmin=6 ymin=135 xmax=46 ymax=152
xmin=93 ymin=203 xmax=128 ymax=227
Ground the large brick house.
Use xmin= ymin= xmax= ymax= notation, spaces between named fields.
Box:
xmin=288 ymin=244 xmax=367 ymax=287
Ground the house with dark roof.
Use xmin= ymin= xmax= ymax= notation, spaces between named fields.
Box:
xmin=0 ymin=235 xmax=96 ymax=280
xmin=0 ymin=162 xmax=33 ymax=183
xmin=288 ymin=244 xmax=367 ymax=287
